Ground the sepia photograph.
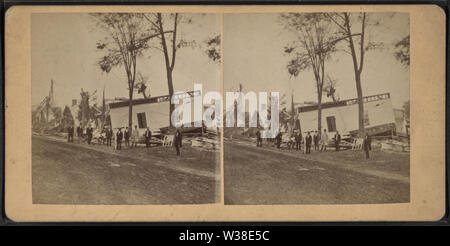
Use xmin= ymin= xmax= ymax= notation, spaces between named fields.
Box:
xmin=31 ymin=12 xmax=221 ymax=205
xmin=4 ymin=4 xmax=445 ymax=222
xmin=223 ymin=12 xmax=411 ymax=205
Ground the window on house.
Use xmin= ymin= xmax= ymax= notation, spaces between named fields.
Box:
xmin=326 ymin=116 xmax=336 ymax=132
xmin=137 ymin=112 xmax=147 ymax=128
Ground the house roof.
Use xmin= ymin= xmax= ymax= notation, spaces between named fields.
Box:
xmin=297 ymin=93 xmax=391 ymax=113
xmin=108 ymin=90 xmax=201 ymax=109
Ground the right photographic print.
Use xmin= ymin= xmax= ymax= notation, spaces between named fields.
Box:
xmin=223 ymin=12 xmax=410 ymax=205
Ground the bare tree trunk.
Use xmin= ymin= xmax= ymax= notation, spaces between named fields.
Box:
xmin=317 ymin=92 xmax=322 ymax=133
xmin=318 ymin=56 xmax=325 ymax=133
xmin=167 ymin=71 xmax=175 ymax=120
xmin=290 ymin=93 xmax=295 ymax=135
xmin=355 ymin=73 xmax=365 ymax=137
xmin=157 ymin=13 xmax=177 ymax=126
xmin=128 ymin=86 xmax=133 ymax=131
xmin=344 ymin=13 xmax=366 ymax=137
xmin=126 ymin=58 xmax=136 ymax=131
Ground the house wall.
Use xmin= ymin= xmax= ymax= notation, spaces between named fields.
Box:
xmin=109 ymin=100 xmax=200 ymax=131
xmin=109 ymin=101 xmax=171 ymax=131
xmin=297 ymin=97 xmax=396 ymax=135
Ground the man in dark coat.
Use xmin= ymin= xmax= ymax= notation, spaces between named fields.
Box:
xmin=124 ymin=127 xmax=130 ymax=148
xmin=363 ymin=133 xmax=371 ymax=159
xmin=174 ymin=128 xmax=182 ymax=156
xmin=295 ymin=131 xmax=302 ymax=151
xmin=334 ymin=131 xmax=341 ymax=151
xmin=70 ymin=126 xmax=74 ymax=142
xmin=144 ymin=127 xmax=152 ymax=148
xmin=275 ymin=132 xmax=282 ymax=149
xmin=105 ymin=127 xmax=112 ymax=146
xmin=256 ymin=129 xmax=262 ymax=147
xmin=116 ymin=128 xmax=123 ymax=150
xmin=76 ymin=125 xmax=82 ymax=138
xmin=77 ymin=125 xmax=83 ymax=143
xmin=86 ymin=126 xmax=93 ymax=145
xmin=313 ymin=131 xmax=319 ymax=150
xmin=305 ymin=132 xmax=312 ymax=154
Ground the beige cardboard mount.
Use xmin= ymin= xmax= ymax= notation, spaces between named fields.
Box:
xmin=4 ymin=5 xmax=446 ymax=222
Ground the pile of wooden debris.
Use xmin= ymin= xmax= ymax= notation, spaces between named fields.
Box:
xmin=189 ymin=137 xmax=220 ymax=151
xmin=379 ymin=139 xmax=410 ymax=152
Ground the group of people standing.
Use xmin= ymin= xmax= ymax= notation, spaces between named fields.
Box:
xmin=111 ymin=125 xmax=152 ymax=150
xmin=257 ymin=128 xmax=342 ymax=154
xmin=256 ymin=128 xmax=373 ymax=159
xmin=67 ymin=124 xmax=93 ymax=144
xmin=65 ymin=124 xmax=184 ymax=156
xmin=65 ymin=123 xmax=185 ymax=158
xmin=302 ymin=129 xmax=341 ymax=154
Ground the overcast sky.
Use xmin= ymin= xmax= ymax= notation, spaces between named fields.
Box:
xmin=223 ymin=13 xmax=409 ymax=109
xmin=31 ymin=13 xmax=220 ymax=108
xmin=31 ymin=12 xmax=409 ymax=110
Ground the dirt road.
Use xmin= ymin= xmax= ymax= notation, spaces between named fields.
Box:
xmin=32 ymin=135 xmax=220 ymax=205
xmin=224 ymin=141 xmax=410 ymax=205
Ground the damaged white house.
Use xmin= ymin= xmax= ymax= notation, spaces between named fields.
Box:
xmin=297 ymin=93 xmax=401 ymax=137
xmin=107 ymin=91 xmax=201 ymax=134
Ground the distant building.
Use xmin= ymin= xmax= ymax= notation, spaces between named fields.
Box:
xmin=296 ymin=93 xmax=397 ymax=137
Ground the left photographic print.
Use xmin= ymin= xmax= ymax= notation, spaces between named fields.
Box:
xmin=31 ymin=13 xmax=221 ymax=205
